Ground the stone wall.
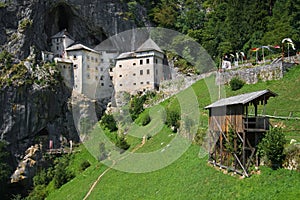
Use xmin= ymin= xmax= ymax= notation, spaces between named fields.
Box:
xmin=216 ymin=62 xmax=284 ymax=85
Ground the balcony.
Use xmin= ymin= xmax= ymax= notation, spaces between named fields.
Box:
xmin=243 ymin=116 xmax=270 ymax=133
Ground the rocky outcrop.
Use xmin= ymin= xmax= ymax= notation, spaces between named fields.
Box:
xmin=0 ymin=0 xmax=149 ymax=59
xmin=0 ymin=62 xmax=78 ymax=167
xmin=10 ymin=144 xmax=42 ymax=185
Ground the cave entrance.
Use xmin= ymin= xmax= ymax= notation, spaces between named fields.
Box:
xmin=57 ymin=4 xmax=70 ymax=31
xmin=45 ymin=3 xmax=74 ymax=41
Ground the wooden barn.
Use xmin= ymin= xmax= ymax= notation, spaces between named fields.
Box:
xmin=205 ymin=89 xmax=277 ymax=176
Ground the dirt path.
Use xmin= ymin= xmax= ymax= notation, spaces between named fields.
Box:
xmin=82 ymin=135 xmax=147 ymax=200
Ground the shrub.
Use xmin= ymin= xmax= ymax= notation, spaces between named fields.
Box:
xmin=100 ymin=113 xmax=118 ymax=132
xmin=99 ymin=142 xmax=108 ymax=161
xmin=229 ymin=77 xmax=245 ymax=91
xmin=53 ymin=156 xmax=75 ymax=189
xmin=129 ymin=95 xmax=146 ymax=120
xmin=258 ymin=127 xmax=286 ymax=169
xmin=165 ymin=108 xmax=180 ymax=132
xmin=80 ymin=160 xmax=91 ymax=171
xmin=140 ymin=112 xmax=151 ymax=126
xmin=115 ymin=136 xmax=130 ymax=153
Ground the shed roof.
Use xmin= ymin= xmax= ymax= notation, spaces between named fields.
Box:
xmin=66 ymin=43 xmax=100 ymax=54
xmin=136 ymin=38 xmax=163 ymax=53
xmin=205 ymin=89 xmax=277 ymax=109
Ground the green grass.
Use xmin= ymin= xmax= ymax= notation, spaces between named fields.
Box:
xmin=47 ymin=65 xmax=300 ymax=199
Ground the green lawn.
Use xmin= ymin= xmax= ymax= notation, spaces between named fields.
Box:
xmin=47 ymin=65 xmax=300 ymax=200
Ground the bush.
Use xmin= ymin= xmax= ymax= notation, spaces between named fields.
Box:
xmin=258 ymin=127 xmax=286 ymax=169
xmin=100 ymin=113 xmax=118 ymax=132
xmin=165 ymin=108 xmax=180 ymax=132
xmin=53 ymin=156 xmax=75 ymax=189
xmin=229 ymin=77 xmax=245 ymax=91
xmin=115 ymin=136 xmax=130 ymax=153
xmin=129 ymin=95 xmax=146 ymax=120
xmin=140 ymin=112 xmax=151 ymax=126
xmin=99 ymin=142 xmax=108 ymax=161
xmin=80 ymin=160 xmax=91 ymax=171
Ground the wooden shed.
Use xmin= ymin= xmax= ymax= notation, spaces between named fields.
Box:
xmin=205 ymin=89 xmax=277 ymax=176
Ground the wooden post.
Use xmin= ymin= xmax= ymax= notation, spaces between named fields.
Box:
xmin=242 ymin=131 xmax=246 ymax=168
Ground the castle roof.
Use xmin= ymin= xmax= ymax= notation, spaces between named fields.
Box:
xmin=136 ymin=38 xmax=163 ymax=53
xmin=66 ymin=43 xmax=100 ymax=54
xmin=51 ymin=29 xmax=74 ymax=40
xmin=117 ymin=52 xmax=135 ymax=59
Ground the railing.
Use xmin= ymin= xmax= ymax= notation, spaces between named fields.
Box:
xmin=243 ymin=116 xmax=270 ymax=132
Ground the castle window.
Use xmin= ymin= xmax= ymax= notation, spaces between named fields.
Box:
xmin=91 ymin=57 xmax=94 ymax=61
xmin=133 ymin=83 xmax=136 ymax=85
xmin=96 ymin=67 xmax=98 ymax=71
xmin=140 ymin=70 xmax=143 ymax=75
xmin=95 ymin=76 xmax=98 ymax=80
xmin=87 ymin=65 xmax=90 ymax=69
xmin=109 ymin=85 xmax=113 ymax=87
xmin=147 ymin=69 xmax=150 ymax=75
xmin=87 ymin=55 xmax=90 ymax=60
xmin=133 ymin=63 xmax=136 ymax=66
xmin=119 ymin=65 xmax=122 ymax=68
xmin=73 ymin=64 xmax=78 ymax=68
xmin=120 ymin=84 xmax=122 ymax=86
xmin=74 ymin=55 xmax=77 ymax=59
xmin=110 ymin=76 xmax=113 ymax=80
xmin=119 ymin=75 xmax=122 ymax=77
xmin=100 ymin=76 xmax=104 ymax=80
xmin=87 ymin=74 xmax=90 ymax=79
xmin=100 ymin=68 xmax=103 ymax=71
xmin=146 ymin=81 xmax=150 ymax=84
xmin=95 ymin=58 xmax=98 ymax=62
xmin=140 ymin=82 xmax=143 ymax=85
xmin=63 ymin=65 xmax=66 ymax=69
xmin=140 ymin=60 xmax=143 ymax=65
xmin=56 ymin=46 xmax=59 ymax=50
xmin=146 ymin=59 xmax=150 ymax=64
xmin=155 ymin=58 xmax=158 ymax=64
xmin=101 ymin=83 xmax=104 ymax=86
xmin=133 ymin=73 xmax=136 ymax=76
xmin=101 ymin=59 xmax=104 ymax=62
xmin=110 ymin=68 xmax=113 ymax=72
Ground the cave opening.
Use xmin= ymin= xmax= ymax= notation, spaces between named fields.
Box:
xmin=57 ymin=5 xmax=70 ymax=31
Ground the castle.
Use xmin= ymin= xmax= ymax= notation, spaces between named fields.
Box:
xmin=42 ymin=30 xmax=171 ymax=100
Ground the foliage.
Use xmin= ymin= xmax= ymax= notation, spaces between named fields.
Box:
xmin=129 ymin=95 xmax=146 ymax=120
xmin=19 ymin=18 xmax=32 ymax=30
xmin=79 ymin=160 xmax=91 ymax=171
xmin=99 ymin=142 xmax=108 ymax=161
xmin=100 ymin=113 xmax=118 ymax=132
xmin=115 ymin=135 xmax=130 ymax=153
xmin=258 ymin=128 xmax=287 ymax=169
xmin=33 ymin=168 xmax=53 ymax=186
xmin=165 ymin=108 xmax=180 ymax=132
xmin=0 ymin=141 xmax=12 ymax=198
xmin=53 ymin=156 xmax=75 ymax=189
xmin=26 ymin=184 xmax=48 ymax=200
xmin=229 ymin=77 xmax=245 ymax=91
xmin=140 ymin=111 xmax=151 ymax=126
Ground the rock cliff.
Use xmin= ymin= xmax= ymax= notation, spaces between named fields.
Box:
xmin=0 ymin=0 xmax=146 ymax=59
xmin=0 ymin=60 xmax=78 ymax=168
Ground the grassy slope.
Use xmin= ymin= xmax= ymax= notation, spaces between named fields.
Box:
xmin=47 ymin=66 xmax=300 ymax=200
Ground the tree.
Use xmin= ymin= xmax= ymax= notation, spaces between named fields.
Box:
xmin=100 ymin=113 xmax=118 ymax=132
xmin=0 ymin=141 xmax=12 ymax=198
xmin=258 ymin=127 xmax=286 ymax=169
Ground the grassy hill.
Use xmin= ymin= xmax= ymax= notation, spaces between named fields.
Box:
xmin=46 ymin=66 xmax=300 ymax=200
